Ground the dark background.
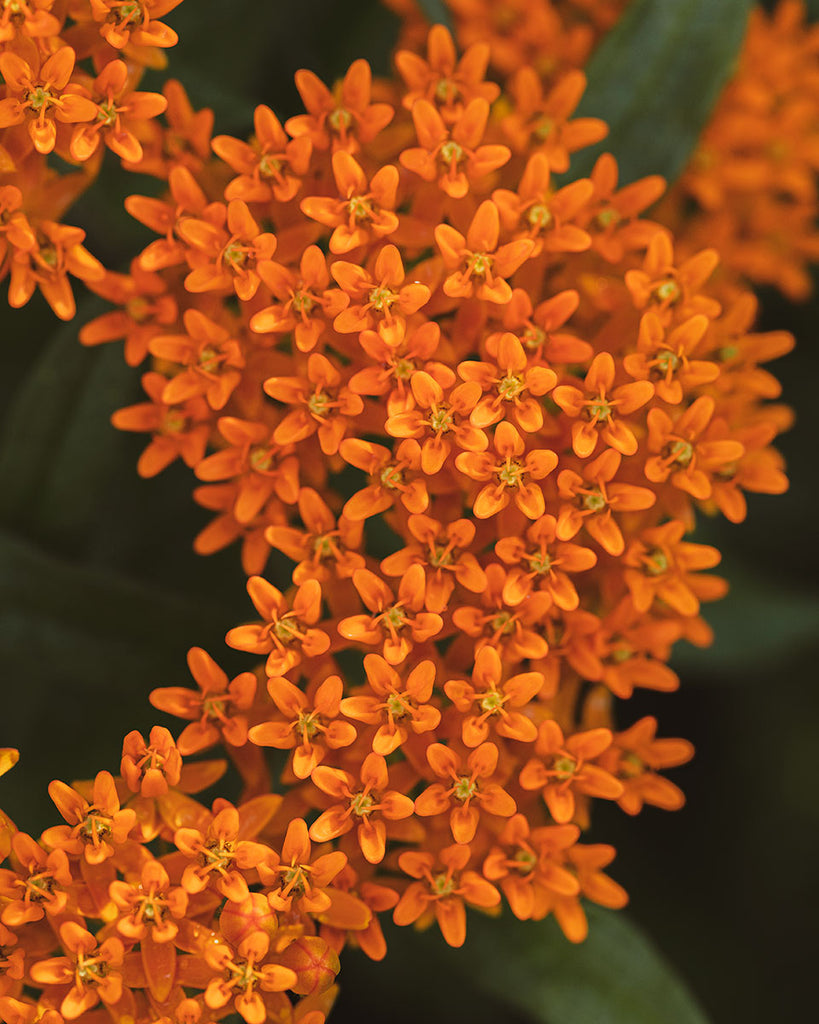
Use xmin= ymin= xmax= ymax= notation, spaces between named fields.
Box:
xmin=1 ymin=2 xmax=817 ymax=1021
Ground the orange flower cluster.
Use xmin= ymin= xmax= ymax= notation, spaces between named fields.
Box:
xmin=0 ymin=0 xmax=187 ymax=321
xmin=0 ymin=5 xmax=806 ymax=1024
xmin=660 ymin=0 xmax=819 ymax=300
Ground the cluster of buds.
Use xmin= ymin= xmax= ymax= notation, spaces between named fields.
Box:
xmin=0 ymin=0 xmax=187 ymax=320
xmin=0 ymin=2 xmax=808 ymax=1023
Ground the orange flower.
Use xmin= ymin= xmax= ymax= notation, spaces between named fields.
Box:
xmin=551 ymin=352 xmax=654 ymax=458
xmin=501 ymin=286 xmax=593 ymax=365
xmin=225 ymin=576 xmax=330 ymax=675
xmin=599 ymin=716 xmax=694 ymax=816
xmin=30 ymin=922 xmax=124 ymax=1019
xmin=393 ymin=843 xmax=500 ymax=947
xmin=0 ymin=47 xmax=97 ymax=154
xmin=251 ymin=246 xmax=349 ymax=352
xmin=400 ymin=97 xmax=510 ymax=198
xmin=458 ymin=330 xmax=558 ymax=432
xmin=286 ymin=59 xmax=393 ymax=153
xmin=0 ymin=834 xmax=71 ymax=926
xmin=502 ymin=66 xmax=608 ymax=172
xmin=435 ymin=199 xmax=534 ymax=303
xmin=339 ymin=437 xmax=428 ymax=520
xmin=213 ymin=104 xmax=312 ymax=203
xmin=385 ymin=371 xmax=487 ymax=474
xmin=127 ymin=165 xmax=211 ymax=271
xmin=623 ymin=520 xmax=725 ymax=616
xmin=348 ymin=320 xmax=443 ymax=414
xmin=108 ymin=859 xmax=187 ymax=1002
xmin=0 ymin=0 xmax=60 ymax=43
xmin=203 ymin=931 xmax=297 ymax=1024
xmin=265 ymin=353 xmax=364 ymax=456
xmin=483 ymin=815 xmax=581 ymax=921
xmin=248 ymin=674 xmax=356 ymax=779
xmin=309 ymin=752 xmax=415 ymax=863
xmin=0 ymin=186 xmax=35 ymax=264
xmin=150 ymin=647 xmax=256 ymax=754
xmin=194 ymin=416 xmax=299 ymax=524
xmin=178 ymin=199 xmax=277 ymax=300
xmin=265 ymin=487 xmax=365 ymax=587
xmin=556 ymin=448 xmax=657 ymax=557
xmin=86 ymin=0 xmax=185 ymax=49
xmin=339 ymin=653 xmax=440 ymax=754
xmin=380 ymin=513 xmax=487 ymax=613
xmin=544 ymin=843 xmax=628 ymax=943
xmin=338 ymin=565 xmax=443 ymax=665
xmin=320 ymin=867 xmax=399 ymax=962
xmin=261 ymin=818 xmax=347 ymax=917
xmin=70 ymin=59 xmax=168 ymax=163
xmin=414 ymin=741 xmax=516 ymax=843
xmin=519 ymin=721 xmax=623 ymax=824
xmin=624 ymin=230 xmax=721 ymax=321
xmin=300 ymin=150 xmax=399 ymax=254
xmin=8 ymin=220 xmax=104 ymax=320
xmin=81 ymin=260 xmax=178 ymax=366
xmin=443 ymin=646 xmax=543 ymax=746
xmin=644 ymin=395 xmax=745 ymax=500
xmin=331 ymin=244 xmax=430 ymax=338
xmin=43 ymin=771 xmax=136 ymax=865
xmin=149 ymin=308 xmax=245 ymax=410
xmin=121 ymin=725 xmax=182 ymax=797
xmin=583 ymin=152 xmax=666 ymax=263
xmin=494 ymin=513 xmax=597 ymax=607
xmin=112 ymin=371 xmax=210 ymax=477
xmin=175 ymin=802 xmax=273 ymax=903
xmin=597 ymin=599 xmax=682 ymax=698
xmin=108 ymin=858 xmax=187 ymax=942
xmin=0 ymin=922 xmax=24 ymax=994
xmin=493 ymin=152 xmax=593 ymax=256
xmin=455 ymin=420 xmax=558 ymax=519
xmin=623 ymin=312 xmax=720 ymax=404
xmin=451 ymin=562 xmax=552 ymax=662
xmin=395 ymin=24 xmax=499 ymax=120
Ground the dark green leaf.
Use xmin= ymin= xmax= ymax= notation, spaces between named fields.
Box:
xmin=571 ymin=0 xmax=753 ymax=185
xmin=340 ymin=907 xmax=709 ymax=1024
xmin=0 ymin=527 xmax=235 ymax=829
xmin=0 ymin=299 xmax=139 ymax=546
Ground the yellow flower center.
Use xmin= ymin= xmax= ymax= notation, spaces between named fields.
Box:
xmin=527 ymin=204 xmax=553 ymax=230
xmin=350 ymin=792 xmax=374 ymax=817
xmin=553 ymin=756 xmax=577 ymax=779
xmin=480 ymin=689 xmax=504 ymax=713
xmin=453 ymin=776 xmax=477 ymax=801
xmin=497 ymin=373 xmax=525 ymax=400
xmin=583 ymin=490 xmax=606 ymax=512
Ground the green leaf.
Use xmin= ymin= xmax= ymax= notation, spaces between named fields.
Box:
xmin=0 ymin=299 xmax=138 ymax=547
xmin=340 ymin=907 xmax=709 ymax=1024
xmin=0 ymin=527 xmax=236 ymax=830
xmin=571 ymin=0 xmax=753 ymax=185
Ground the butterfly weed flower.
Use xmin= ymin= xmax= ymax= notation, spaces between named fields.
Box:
xmin=0 ymin=2 xmax=810 ymax=1017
